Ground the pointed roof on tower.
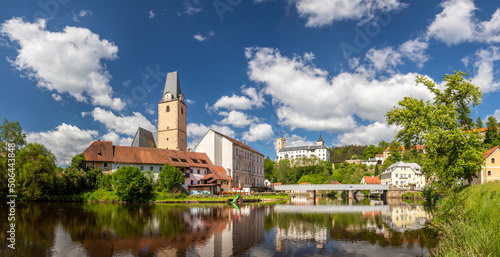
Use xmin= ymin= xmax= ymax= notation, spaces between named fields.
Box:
xmin=163 ymin=71 xmax=182 ymax=100
xmin=317 ymin=135 xmax=324 ymax=142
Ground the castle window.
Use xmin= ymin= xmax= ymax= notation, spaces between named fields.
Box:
xmin=166 ymin=105 xmax=170 ymax=112
xmin=181 ymin=107 xmax=184 ymax=114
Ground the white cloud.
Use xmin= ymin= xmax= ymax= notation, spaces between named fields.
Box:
xmin=210 ymin=85 xmax=265 ymax=111
xmin=187 ymin=123 xmax=235 ymax=149
xmin=245 ymin=47 xmax=433 ymax=131
xmin=493 ymin=109 xmax=500 ymax=120
xmin=149 ymin=10 xmax=156 ymax=19
xmin=469 ymin=46 xmax=500 ymax=93
xmin=184 ymin=0 xmax=202 ymax=15
xmin=52 ymin=93 xmax=62 ymax=102
xmin=72 ymin=10 xmax=92 ymax=22
xmin=102 ymin=132 xmax=133 ymax=146
xmin=185 ymin=99 xmax=196 ymax=105
xmin=193 ymin=34 xmax=206 ymax=41
xmin=241 ymin=123 xmax=274 ymax=142
xmin=366 ymin=37 xmax=429 ymax=71
xmin=427 ymin=0 xmax=500 ymax=45
xmin=26 ymin=123 xmax=98 ymax=166
xmin=294 ymin=0 xmax=406 ymax=27
xmin=89 ymin=107 xmax=156 ymax=136
xmin=334 ymin=122 xmax=396 ymax=146
xmin=283 ymin=133 xmax=316 ymax=147
xmin=1 ymin=18 xmax=125 ymax=110
xmin=193 ymin=31 xmax=215 ymax=42
xmin=218 ymin=110 xmax=259 ymax=128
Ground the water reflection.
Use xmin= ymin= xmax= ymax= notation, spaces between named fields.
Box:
xmin=0 ymin=198 xmax=437 ymax=257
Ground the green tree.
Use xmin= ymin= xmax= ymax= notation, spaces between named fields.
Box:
xmin=378 ymin=140 xmax=390 ymax=151
xmin=15 ymin=143 xmax=57 ymax=200
xmin=273 ymin=159 xmax=292 ymax=184
xmin=484 ymin=116 xmax=500 ymax=148
xmin=386 ymin=141 xmax=403 ymax=163
xmin=0 ymin=118 xmax=26 ymax=153
xmin=71 ymin=153 xmax=86 ymax=169
xmin=113 ymin=166 xmax=153 ymax=201
xmin=158 ymin=163 xmax=184 ymax=192
xmin=386 ymin=71 xmax=484 ymax=189
xmin=374 ymin=165 xmax=380 ymax=177
xmin=264 ymin=156 xmax=275 ymax=181
xmin=476 ymin=117 xmax=484 ymax=129
xmin=363 ymin=145 xmax=383 ymax=159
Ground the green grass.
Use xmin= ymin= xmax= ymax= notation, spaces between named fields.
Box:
xmin=432 ymin=182 xmax=500 ymax=257
xmin=83 ymin=189 xmax=120 ymax=202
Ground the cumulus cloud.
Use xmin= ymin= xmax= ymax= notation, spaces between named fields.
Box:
xmin=193 ymin=34 xmax=206 ymax=41
xmin=102 ymin=132 xmax=133 ymax=146
xmin=210 ymin=85 xmax=265 ymax=111
xmin=468 ymin=46 xmax=500 ymax=93
xmin=88 ymin=107 xmax=156 ymax=136
xmin=294 ymin=0 xmax=406 ymax=27
xmin=26 ymin=123 xmax=98 ymax=166
xmin=427 ymin=0 xmax=500 ymax=45
xmin=282 ymin=133 xmax=316 ymax=147
xmin=1 ymin=18 xmax=125 ymax=110
xmin=245 ymin=47 xmax=433 ymax=131
xmin=218 ymin=110 xmax=259 ymax=128
xmin=493 ymin=109 xmax=500 ymax=120
xmin=241 ymin=123 xmax=274 ymax=142
xmin=366 ymin=37 xmax=429 ymax=71
xmin=335 ymin=122 xmax=396 ymax=146
xmin=149 ymin=10 xmax=156 ymax=19
xmin=187 ymin=123 xmax=235 ymax=149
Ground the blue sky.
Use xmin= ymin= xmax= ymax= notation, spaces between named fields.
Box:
xmin=1 ymin=0 xmax=500 ymax=165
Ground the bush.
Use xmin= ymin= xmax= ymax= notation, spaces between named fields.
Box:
xmin=158 ymin=163 xmax=184 ymax=192
xmin=113 ymin=166 xmax=154 ymax=202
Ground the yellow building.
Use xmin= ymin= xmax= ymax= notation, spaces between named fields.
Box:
xmin=471 ymin=146 xmax=500 ymax=184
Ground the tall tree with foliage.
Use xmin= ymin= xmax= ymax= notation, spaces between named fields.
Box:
xmin=264 ymin=156 xmax=275 ymax=181
xmin=476 ymin=117 xmax=484 ymax=129
xmin=113 ymin=166 xmax=153 ymax=201
xmin=158 ymin=163 xmax=184 ymax=192
xmin=386 ymin=71 xmax=484 ymax=189
xmin=15 ymin=143 xmax=57 ymax=200
xmin=484 ymin=116 xmax=500 ymax=148
xmin=386 ymin=141 xmax=403 ymax=163
xmin=363 ymin=144 xmax=383 ymax=159
xmin=0 ymin=119 xmax=27 ymax=198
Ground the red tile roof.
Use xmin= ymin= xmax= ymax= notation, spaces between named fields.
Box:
xmin=485 ymin=146 xmax=500 ymax=159
xmin=331 ymin=181 xmax=341 ymax=184
xmin=362 ymin=176 xmax=381 ymax=184
xmin=375 ymin=154 xmax=383 ymax=157
xmin=82 ymin=141 xmax=227 ymax=177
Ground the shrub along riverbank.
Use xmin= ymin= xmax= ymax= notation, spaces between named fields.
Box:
xmin=432 ymin=183 xmax=500 ymax=256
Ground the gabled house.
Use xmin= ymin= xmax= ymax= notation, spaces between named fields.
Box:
xmin=81 ymin=140 xmax=232 ymax=192
xmin=470 ymin=146 xmax=500 ymax=185
xmin=380 ymin=161 xmax=426 ymax=189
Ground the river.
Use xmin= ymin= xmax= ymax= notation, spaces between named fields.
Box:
xmin=0 ymin=197 xmax=437 ymax=257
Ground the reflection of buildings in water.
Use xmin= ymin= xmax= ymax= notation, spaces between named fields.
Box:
xmin=275 ymin=219 xmax=329 ymax=253
xmin=290 ymin=196 xmax=316 ymax=205
xmin=232 ymin=205 xmax=265 ymax=254
xmin=381 ymin=205 xmax=430 ymax=232
xmin=370 ymin=199 xmax=384 ymax=206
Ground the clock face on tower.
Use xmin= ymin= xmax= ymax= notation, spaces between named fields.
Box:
xmin=164 ymin=93 xmax=173 ymax=101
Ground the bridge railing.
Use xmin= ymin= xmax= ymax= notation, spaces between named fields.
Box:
xmin=273 ymin=184 xmax=389 ymax=191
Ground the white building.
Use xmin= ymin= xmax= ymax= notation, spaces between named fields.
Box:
xmin=380 ymin=161 xmax=426 ymax=189
xmin=276 ymin=135 xmax=330 ymax=162
xmin=195 ymin=129 xmax=265 ymax=190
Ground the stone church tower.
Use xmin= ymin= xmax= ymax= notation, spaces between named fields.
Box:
xmin=157 ymin=71 xmax=187 ymax=150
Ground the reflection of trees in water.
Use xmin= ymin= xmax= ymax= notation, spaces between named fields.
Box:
xmin=0 ymin=203 xmax=64 ymax=257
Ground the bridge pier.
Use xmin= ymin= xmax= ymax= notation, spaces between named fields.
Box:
xmin=348 ymin=190 xmax=353 ymax=199
xmin=309 ymin=190 xmax=316 ymax=200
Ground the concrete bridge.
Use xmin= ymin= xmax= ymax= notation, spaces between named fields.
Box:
xmin=273 ymin=184 xmax=389 ymax=199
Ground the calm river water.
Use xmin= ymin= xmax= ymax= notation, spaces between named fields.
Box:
xmin=0 ymin=198 xmax=437 ymax=257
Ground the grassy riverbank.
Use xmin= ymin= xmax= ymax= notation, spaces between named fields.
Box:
xmin=432 ymin=183 xmax=500 ymax=256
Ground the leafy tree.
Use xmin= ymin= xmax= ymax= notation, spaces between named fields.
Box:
xmin=386 ymin=141 xmax=403 ymax=163
xmin=71 ymin=153 xmax=86 ymax=169
xmin=484 ymin=116 xmax=500 ymax=148
xmin=113 ymin=166 xmax=153 ymax=201
xmin=374 ymin=164 xmax=380 ymax=177
xmin=273 ymin=159 xmax=292 ymax=184
xmin=15 ymin=143 xmax=57 ymax=200
xmin=363 ymin=145 xmax=383 ymax=159
xmin=264 ymin=156 xmax=275 ymax=181
xmin=378 ymin=140 xmax=390 ymax=151
xmin=0 ymin=118 xmax=26 ymax=153
xmin=476 ymin=117 xmax=484 ymax=129
xmin=297 ymin=173 xmax=325 ymax=184
xmin=97 ymin=173 xmax=113 ymax=189
xmin=386 ymin=71 xmax=484 ymax=189
xmin=158 ymin=163 xmax=184 ymax=192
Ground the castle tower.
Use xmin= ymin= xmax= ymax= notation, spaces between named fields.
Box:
xmin=157 ymin=71 xmax=187 ymax=150
xmin=316 ymin=135 xmax=324 ymax=146
xmin=276 ymin=137 xmax=286 ymax=152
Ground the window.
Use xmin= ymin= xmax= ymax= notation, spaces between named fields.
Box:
xmin=492 ymin=158 xmax=496 ymax=164
xmin=158 ymin=167 xmax=162 ymax=172
xmin=488 ymin=170 xmax=492 ymax=176
xmin=190 ymin=180 xmax=194 ymax=185
xmin=201 ymin=160 xmax=207 ymax=164
xmin=140 ymin=166 xmax=144 ymax=171
xmin=180 ymin=159 xmax=187 ymax=163
xmin=181 ymin=107 xmax=184 ymax=114
xmin=104 ymin=163 xmax=108 ymax=168
xmin=197 ymin=170 xmax=200 ymax=174
xmin=166 ymin=105 xmax=170 ymax=112
xmin=150 ymin=166 xmax=153 ymax=171
xmin=190 ymin=169 xmax=193 ymax=173
xmin=171 ymin=158 xmax=179 ymax=162
xmin=395 ymin=174 xmax=398 ymax=178
xmin=192 ymin=159 xmax=199 ymax=163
